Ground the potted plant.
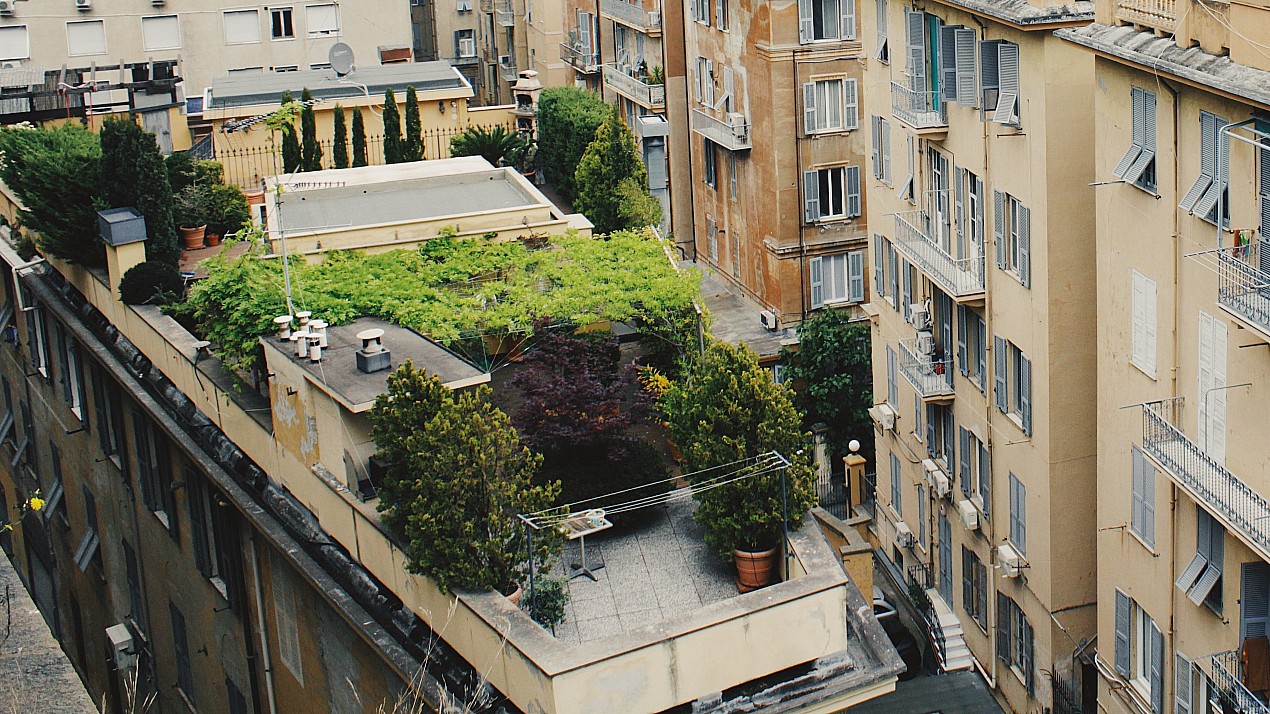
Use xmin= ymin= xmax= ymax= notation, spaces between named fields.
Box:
xmin=205 ymin=183 xmax=250 ymax=246
xmin=523 ymin=574 xmax=569 ymax=628
xmin=173 ymin=185 xmax=210 ymax=249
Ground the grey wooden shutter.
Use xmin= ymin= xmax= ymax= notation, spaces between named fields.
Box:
xmin=874 ymin=236 xmax=885 ymax=297
xmin=841 ymin=0 xmax=856 ymax=39
xmin=1241 ymin=561 xmax=1270 ymax=640
xmin=887 ymin=346 xmax=897 ymax=405
xmin=1131 ymin=446 xmax=1145 ymax=542
xmin=993 ymin=189 xmax=1005 ymax=268
xmin=846 ymin=165 xmax=862 ymax=217
xmin=882 ymin=119 xmax=892 ymax=181
xmin=992 ymin=42 xmax=1019 ymax=124
xmin=848 ymin=250 xmax=865 ymax=301
xmin=1193 ymin=113 xmax=1229 ymax=217
xmin=844 ymin=79 xmax=859 ymax=130
xmin=1181 ymin=112 xmax=1216 ymax=212
xmin=810 ymin=256 xmax=824 ymax=307
xmin=1009 ymin=473 xmax=1025 ymax=554
xmin=1150 ymin=619 xmax=1164 ymax=714
xmin=798 ymin=0 xmax=813 ymax=43
xmin=716 ymin=0 xmax=726 ymax=29
xmin=1022 ymin=615 xmax=1034 ymax=695
xmin=957 ymin=305 xmax=968 ymax=376
xmin=976 ymin=317 xmax=987 ymax=387
xmin=1019 ymin=352 xmax=1032 ymax=434
xmin=170 ymin=601 xmax=194 ymax=695
xmin=926 ymin=405 xmax=936 ymax=454
xmin=958 ymin=427 xmax=971 ymax=496
xmin=995 ymin=592 xmax=1009 ymax=661
xmin=803 ymin=170 xmax=819 ymax=223
xmin=993 ymin=335 xmax=1007 ymax=412
xmin=1114 ymin=87 xmax=1145 ymax=178
xmin=188 ymin=474 xmax=211 ymax=576
xmin=906 ymin=9 xmax=926 ymax=92
xmin=979 ymin=440 xmax=990 ymax=517
xmin=961 ymin=547 xmax=973 ymax=610
xmin=940 ymin=26 xmax=957 ymax=102
xmin=975 ymin=558 xmax=987 ymax=620
xmin=872 ymin=116 xmax=882 ymax=177
xmin=888 ymin=241 xmax=899 ymax=301
xmin=902 ymin=260 xmax=913 ymax=317
xmin=955 ymin=165 xmax=966 ymax=259
xmin=803 ymin=82 xmax=818 ymax=134
xmin=954 ymin=28 xmax=976 ymax=105
xmin=1018 ymin=203 xmax=1031 ymax=287
xmin=1174 ymin=652 xmax=1192 ymax=714
xmin=876 ymin=0 xmax=888 ymax=60
xmin=1114 ymin=589 xmax=1131 ymax=676
xmin=979 ymin=39 xmax=999 ymax=116
xmin=938 ymin=511 xmax=952 ymax=603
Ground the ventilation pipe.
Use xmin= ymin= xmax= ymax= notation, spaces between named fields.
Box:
xmin=274 ymin=315 xmax=294 ymax=341
xmin=355 ymin=328 xmax=391 ymax=373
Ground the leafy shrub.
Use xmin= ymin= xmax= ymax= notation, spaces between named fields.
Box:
xmin=206 ymin=183 xmax=250 ymax=237
xmin=780 ymin=311 xmax=873 ymax=462
xmin=119 ymin=261 xmax=184 ymax=305
xmin=536 ymin=87 xmax=609 ymax=201
xmin=524 ymin=575 xmax=569 ymax=628
xmin=0 ymin=124 xmax=104 ymax=266
xmin=449 ymin=125 xmax=526 ymax=167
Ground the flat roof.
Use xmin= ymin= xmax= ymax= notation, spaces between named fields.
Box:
xmin=208 ymin=61 xmax=471 ymax=109
xmin=265 ymin=316 xmax=489 ymax=412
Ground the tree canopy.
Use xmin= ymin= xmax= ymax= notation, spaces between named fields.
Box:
xmin=0 ymin=124 xmax=104 ymax=266
xmin=535 ymin=87 xmax=609 ymax=201
xmin=781 ymin=310 xmax=873 ymax=461
xmin=573 ymin=108 xmax=660 ymax=234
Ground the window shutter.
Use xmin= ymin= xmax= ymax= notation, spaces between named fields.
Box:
xmin=925 ymin=404 xmax=936 ymax=454
xmin=993 ymin=190 xmax=1005 ymax=268
xmin=1211 ymin=313 xmax=1227 ymax=463
xmin=995 ymin=592 xmax=1009 ymax=661
xmin=810 ymin=257 xmax=824 ymax=308
xmin=803 ymin=81 xmax=817 ymax=133
xmin=1019 ymin=352 xmax=1031 ymax=434
xmin=1193 ymin=113 xmax=1228 ymax=217
xmin=993 ymin=42 xmax=1019 ymax=124
xmin=975 ymin=558 xmax=987 ymax=619
xmin=976 ymin=317 xmax=987 ymax=387
xmin=954 ymin=28 xmax=977 ymax=105
xmin=718 ymin=66 xmax=734 ymax=111
xmin=1174 ymin=653 xmax=1192 ymax=714
xmin=902 ymin=260 xmax=913 ymax=318
xmin=1114 ymin=88 xmax=1145 ymax=178
xmin=876 ymin=0 xmax=888 ymax=59
xmin=1181 ymin=113 xmax=1217 ymax=212
xmin=882 ymin=119 xmax=892 ymax=182
xmin=905 ymin=9 xmax=926 ymax=90
xmin=716 ymin=0 xmax=725 ymax=29
xmin=188 ymin=478 xmax=210 ymax=576
xmin=704 ymin=59 xmax=715 ymax=105
xmin=872 ymin=116 xmax=882 ymax=178
xmin=1141 ymin=451 xmax=1155 ymax=548
xmin=1132 ymin=270 xmax=1147 ymax=369
xmin=841 ymin=0 xmax=856 ymax=39
xmin=803 ymin=170 xmax=820 ymax=223
xmin=887 ymin=346 xmax=897 ymax=405
xmin=874 ymin=235 xmax=885 ymax=297
xmin=1122 ymin=89 xmax=1157 ymax=184
xmin=846 ymin=165 xmax=862 ymax=217
xmin=888 ymin=242 xmax=899 ymax=303
xmin=940 ymin=26 xmax=958 ymax=103
xmin=955 ymin=166 xmax=966 ymax=259
xmin=1009 ymin=474 xmax=1025 ymax=554
xmin=1150 ymin=619 xmax=1164 ymax=714
xmin=958 ymin=427 xmax=971 ymax=496
xmin=979 ymin=440 xmax=990 ymax=517
xmin=843 ymin=79 xmax=859 ymax=130
xmin=957 ymin=305 xmax=968 ymax=376
xmin=848 ymin=250 xmax=865 ymax=302
xmin=1240 ymin=562 xmax=1270 ymax=641
xmin=798 ymin=0 xmax=813 ymax=43
xmin=1022 ymin=615 xmax=1035 ymax=695
xmin=1018 ymin=204 xmax=1031 ymax=287
xmin=979 ymin=39 xmax=999 ymax=95
xmin=1114 ymin=590 xmax=1131 ymax=676
xmin=1131 ymin=445 xmax=1146 ymax=542
xmin=993 ymin=335 xmax=1007 ymax=412
xmin=962 ymin=547 xmax=973 ymax=611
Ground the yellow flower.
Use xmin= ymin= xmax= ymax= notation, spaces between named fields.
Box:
xmin=27 ymin=496 xmax=45 ymax=512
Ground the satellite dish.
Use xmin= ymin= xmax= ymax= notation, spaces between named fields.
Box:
xmin=329 ymin=43 xmax=355 ymax=77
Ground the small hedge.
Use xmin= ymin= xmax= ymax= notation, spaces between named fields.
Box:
xmin=536 ymin=87 xmax=609 ymax=202
xmin=119 ymin=261 xmax=184 ymax=305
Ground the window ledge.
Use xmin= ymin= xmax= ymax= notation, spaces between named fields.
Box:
xmin=210 ymin=576 xmax=230 ymax=602
xmin=152 ymin=509 xmax=171 ymax=530
xmin=1129 ymin=360 xmax=1157 ymax=381
xmin=1127 ymin=528 xmax=1157 ymax=555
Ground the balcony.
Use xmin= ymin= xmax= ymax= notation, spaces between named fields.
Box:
xmin=599 ymin=0 xmax=662 ymax=34
xmin=1142 ymin=399 xmax=1270 ymax=562
xmin=1115 ymin=0 xmax=1176 ymax=34
xmin=479 ymin=0 xmax=494 ymax=11
xmin=499 ymin=60 xmax=517 ymax=82
xmin=560 ymin=42 xmax=601 ymax=74
xmin=893 ymin=210 xmax=985 ymax=301
xmin=1218 ymin=241 xmax=1270 ymax=341
xmin=891 ymin=82 xmax=947 ymax=132
xmin=898 ymin=337 xmax=954 ymax=401
xmin=602 ymin=64 xmax=665 ymax=108
xmin=1196 ymin=650 xmax=1270 ymax=714
xmin=691 ymin=108 xmax=751 ymax=151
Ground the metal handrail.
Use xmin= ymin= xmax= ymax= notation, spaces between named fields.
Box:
xmin=1217 ymin=239 xmax=1270 ymax=338
xmin=893 ymin=210 xmax=985 ymax=298
xmin=897 ymin=337 xmax=954 ymax=398
xmin=891 ymin=81 xmax=947 ymax=130
xmin=1202 ymin=650 xmax=1270 ymax=714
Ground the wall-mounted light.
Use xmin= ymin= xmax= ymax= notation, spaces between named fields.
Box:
xmin=438 ymin=100 xmax=446 ymax=114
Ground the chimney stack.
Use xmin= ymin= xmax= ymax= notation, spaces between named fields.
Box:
xmin=355 ymin=328 xmax=391 ymax=373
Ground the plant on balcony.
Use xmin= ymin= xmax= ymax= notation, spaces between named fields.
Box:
xmin=574 ymin=108 xmax=661 ymax=234
xmin=300 ymin=88 xmax=323 ymax=172
xmin=0 ymin=123 xmax=104 ymax=267
xmin=352 ymin=107 xmax=369 ymax=168
xmin=649 ymin=64 xmax=665 ymax=86
xmin=383 ymin=87 xmax=404 ymax=164
xmin=536 ymin=86 xmax=609 ymax=201
xmin=449 ymin=125 xmax=527 ymax=167
xmin=206 ymin=183 xmax=251 ymax=241
xmin=780 ymin=311 xmax=873 ymax=463
xmin=370 ymin=363 xmax=563 ymax=594
xmin=660 ymin=340 xmax=816 ymax=585
xmin=403 ymin=85 xmax=424 ymax=162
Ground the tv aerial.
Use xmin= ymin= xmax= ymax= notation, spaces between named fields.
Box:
xmin=329 ymin=42 xmax=355 ymax=77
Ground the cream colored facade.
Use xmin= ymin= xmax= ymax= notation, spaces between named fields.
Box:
xmin=1059 ymin=3 xmax=1270 ymax=712
xmin=861 ymin=0 xmax=1101 ymax=711
xmin=0 ymin=1 xmax=412 ymax=103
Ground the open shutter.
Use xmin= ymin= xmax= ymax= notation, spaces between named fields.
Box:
xmin=874 ymin=236 xmax=885 ymax=297
xmin=954 ymin=28 xmax=976 ymax=105
xmin=1241 ymin=562 xmax=1270 ymax=641
xmin=846 ymin=165 xmax=862 ymax=217
xmin=1181 ymin=113 xmax=1216 ymax=212
xmin=1194 ymin=114 xmax=1229 ymax=217
xmin=955 ymin=166 xmax=967 ymax=261
xmin=882 ymin=119 xmax=892 ymax=182
xmin=925 ymin=405 xmax=936 ymax=454
xmin=872 ymin=116 xmax=882 ymax=177
xmin=887 ymin=346 xmax=897 ymax=405
xmin=979 ymin=39 xmax=999 ymax=117
xmin=1131 ymin=446 xmax=1146 ymax=541
xmin=1211 ymin=314 xmax=1227 ymax=463
xmin=1175 ymin=652 xmax=1192 ymax=714
xmin=902 ymin=260 xmax=913 ymax=318
xmin=848 ymin=251 xmax=865 ymax=302
xmin=993 ymin=42 xmax=1019 ymax=124
xmin=1114 ymin=589 xmax=1131 ymax=677
xmin=810 ymin=257 xmax=824 ymax=307
xmin=905 ymin=9 xmax=926 ymax=92
xmin=995 ymin=593 xmax=1009 ymax=661
xmin=798 ymin=0 xmax=813 ymax=43
xmin=844 ymin=79 xmax=859 ymax=130
xmin=717 ymin=66 xmax=734 ymax=111
xmin=1018 ymin=204 xmax=1031 ymax=287
xmin=704 ymin=59 xmax=715 ymax=105
xmin=1123 ymin=89 xmax=1157 ymax=184
xmin=876 ymin=0 xmax=888 ymax=59
xmin=976 ymin=318 xmax=987 ymax=386
xmin=1019 ymin=352 xmax=1031 ymax=434
xmin=716 ymin=0 xmax=726 ymax=29
xmin=993 ymin=335 xmax=1007 ymax=412
xmin=1150 ymin=620 xmax=1164 ymax=714
xmin=1114 ymin=88 xmax=1145 ymax=178
xmin=979 ymin=438 xmax=990 ymax=517
xmin=993 ymin=190 xmax=1005 ymax=268
xmin=958 ymin=427 xmax=971 ymax=496
xmin=188 ymin=477 xmax=210 ymax=576
xmin=804 ymin=82 xmax=818 ymax=133
xmin=841 ymin=0 xmax=856 ymax=39
xmin=957 ymin=305 xmax=968 ymax=376
xmin=803 ymin=170 xmax=820 ymax=223
xmin=940 ymin=26 xmax=958 ymax=103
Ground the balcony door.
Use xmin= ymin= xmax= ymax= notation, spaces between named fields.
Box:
xmin=1242 ymin=561 xmax=1269 ymax=643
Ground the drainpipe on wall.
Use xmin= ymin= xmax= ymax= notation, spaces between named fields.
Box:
xmin=794 ymin=50 xmax=808 ymax=322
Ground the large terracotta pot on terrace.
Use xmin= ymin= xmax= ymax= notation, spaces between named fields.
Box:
xmin=180 ymin=225 xmax=206 ymax=250
xmin=733 ymin=547 xmax=778 ymax=592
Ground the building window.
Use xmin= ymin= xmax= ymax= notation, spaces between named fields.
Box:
xmin=886 ymin=239 xmax=899 ymax=306
xmin=803 ymin=165 xmax=861 ymax=222
xmin=729 ymin=153 xmax=738 ymax=200
xmin=272 ymin=552 xmax=305 ymax=684
xmin=1175 ymin=505 xmax=1224 ymax=612
xmin=889 ymin=452 xmax=902 ymax=517
xmin=1197 ymin=310 xmax=1227 ymax=462
xmin=1130 ymin=269 xmax=1157 ymax=376
xmin=223 ymin=9 xmax=262 ymax=44
xmin=803 ymin=78 xmax=858 ymax=133
xmin=66 ymin=20 xmax=107 ymax=57
xmin=871 ymin=116 xmax=892 ymax=184
xmin=992 ymin=337 xmax=1031 ymax=434
xmin=961 ymin=546 xmax=987 ymax=630
xmin=458 ymin=0 xmax=474 ymax=11
xmin=1241 ymin=562 xmax=1270 ymax=643
xmin=886 ymin=345 xmax=898 ymax=406
xmin=123 ymin=540 xmax=146 ymax=634
xmin=72 ymin=485 xmax=100 ymax=572
xmin=956 ymin=305 xmax=986 ymax=391
xmin=0 ymin=26 xmax=29 ymax=61
xmin=1180 ymin=111 xmax=1229 ymax=224
xmin=455 ymin=29 xmax=476 ymax=58
xmin=957 ymin=426 xmax=990 ymax=518
xmin=916 ymin=483 xmax=927 ymax=547
xmin=874 ymin=0 xmax=887 ymax=62
xmin=133 ymin=411 xmax=176 ymax=532
xmin=141 ymin=15 xmax=181 ymax=51
xmin=1130 ymin=446 xmax=1155 ymax=548
xmin=1008 ymin=473 xmax=1026 ymax=555
xmin=925 ymin=403 xmax=953 ymax=466
xmin=873 ymin=235 xmax=887 ymax=300
xmin=695 ymin=57 xmax=715 ymax=106
xmin=993 ymin=191 xmax=1031 ymax=287
xmin=797 ymin=0 xmax=855 ymax=42
xmin=703 ymin=138 xmax=717 ymax=188
xmin=899 ymin=132 xmax=915 ymax=203
xmin=1114 ymin=590 xmax=1164 ymax=711
xmin=188 ymin=469 xmax=243 ymax=607
xmin=810 ymin=251 xmax=864 ymax=307
xmin=305 ymin=3 xmax=340 ymax=36
xmin=170 ymin=601 xmax=195 ymax=703
xmin=270 ymin=7 xmax=295 ymax=39
xmin=273 ymin=65 xmax=299 ymax=73
xmin=1114 ymin=86 xmax=1157 ymax=192
xmin=691 ymin=0 xmax=711 ymax=25
xmin=716 ymin=0 xmax=729 ymax=29
xmin=91 ymin=363 xmax=126 ymax=468
xmin=955 ymin=167 xmax=985 ymax=277
xmin=996 ymin=594 xmax=1034 ymax=693
xmin=979 ymin=40 xmax=1020 ymax=126
xmin=939 ymin=26 xmax=978 ymax=107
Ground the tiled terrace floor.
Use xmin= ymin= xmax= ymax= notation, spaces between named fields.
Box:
xmin=549 ymin=496 xmax=739 ymax=646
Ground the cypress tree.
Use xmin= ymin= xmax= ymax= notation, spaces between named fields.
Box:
xmin=382 ymin=88 xmax=403 ymax=164
xmin=132 ymin=130 xmax=180 ymax=268
xmin=352 ymin=108 xmax=368 ymax=167
xmin=332 ymin=104 xmax=349 ymax=169
xmin=573 ymin=108 xmax=655 ymax=234
xmin=100 ymin=118 xmax=143 ymax=209
xmin=300 ymin=88 xmax=323 ymax=171
xmin=0 ymin=124 xmax=104 ymax=266
xmin=279 ymin=91 xmax=302 ymax=173
xmin=403 ymin=85 xmax=423 ymax=162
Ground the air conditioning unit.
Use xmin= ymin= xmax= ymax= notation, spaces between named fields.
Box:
xmin=894 ymin=521 xmax=915 ymax=549
xmin=915 ymin=329 xmax=934 ymax=357
xmin=869 ymin=403 xmax=897 ymax=431
xmin=957 ymin=499 xmax=979 ymax=531
xmin=997 ymin=543 xmax=1024 ymax=578
xmin=909 ymin=303 xmax=931 ymax=330
xmin=75 ymin=0 xmax=93 ymax=10
xmin=647 ymin=10 xmax=661 ymax=26
xmin=0 ymin=1 xmax=15 ymax=17
xmin=727 ymin=112 xmax=748 ymax=139
xmin=105 ymin=623 xmax=137 ymax=671
xmin=923 ymin=460 xmax=950 ymax=498
xmin=0 ymin=61 xmax=20 ymax=69
xmin=759 ymin=310 xmax=778 ymax=331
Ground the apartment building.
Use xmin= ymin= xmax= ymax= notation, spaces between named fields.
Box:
xmin=860 ymin=0 xmax=1101 ymax=711
xmin=1058 ymin=6 xmax=1270 ymax=713
xmin=681 ymin=0 xmax=871 ymax=326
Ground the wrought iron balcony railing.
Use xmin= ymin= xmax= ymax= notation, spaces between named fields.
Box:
xmin=1217 ymin=239 xmax=1270 ymax=340
xmin=893 ymin=210 xmax=985 ymax=300
xmin=599 ymin=0 xmax=662 ymax=32
xmin=559 ymin=43 xmax=601 ymax=74
xmin=1199 ymin=650 xmax=1270 ymax=714
xmin=898 ymin=337 xmax=954 ymax=400
xmin=602 ymin=64 xmax=665 ymax=108
xmin=690 ymin=108 xmax=750 ymax=151
xmin=891 ymin=82 xmax=947 ymax=131
xmin=1142 ymin=398 xmax=1270 ymax=561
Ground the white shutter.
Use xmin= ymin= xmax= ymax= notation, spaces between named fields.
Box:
xmin=848 ymin=251 xmax=865 ymax=302
xmin=1174 ymin=653 xmax=1192 ymax=714
xmin=887 ymin=346 xmax=898 ymax=405
xmin=67 ymin=20 xmax=108 ymax=56
xmin=142 ymin=15 xmax=182 ymax=51
xmin=843 ymin=79 xmax=859 ymax=130
xmin=954 ymin=28 xmax=976 ymax=106
xmin=810 ymin=257 xmax=824 ymax=307
xmin=906 ymin=9 xmax=926 ymax=92
xmin=882 ymin=119 xmax=892 ymax=183
xmin=804 ymin=170 xmax=820 ymax=223
xmin=798 ymin=0 xmax=814 ymax=43
xmin=992 ymin=42 xmax=1019 ymax=124
xmin=305 ymin=3 xmax=340 ymax=36
xmin=1198 ymin=311 xmax=1227 ymax=463
xmin=704 ymin=59 xmax=715 ymax=106
xmin=0 ymin=26 xmax=29 ymax=61
xmin=717 ymin=66 xmax=734 ymax=111
xmin=1132 ymin=270 xmax=1157 ymax=375
xmin=224 ymin=10 xmax=262 ymax=44
xmin=900 ymin=132 xmax=915 ymax=202
xmin=841 ymin=0 xmax=856 ymax=39
xmin=1017 ymin=203 xmax=1031 ymax=287
xmin=716 ymin=0 xmax=726 ymax=29
xmin=846 ymin=165 xmax=862 ymax=217
xmin=803 ymin=82 xmax=818 ymax=134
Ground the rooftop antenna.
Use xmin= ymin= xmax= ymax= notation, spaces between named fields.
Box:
xmin=329 ymin=43 xmax=354 ymax=78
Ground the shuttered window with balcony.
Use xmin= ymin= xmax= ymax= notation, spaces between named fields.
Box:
xmin=1180 ymin=111 xmax=1229 ymax=224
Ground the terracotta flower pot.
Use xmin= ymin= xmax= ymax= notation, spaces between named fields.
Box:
xmin=180 ymin=225 xmax=206 ymax=250
xmin=245 ymin=189 xmax=266 ymax=206
xmin=205 ymin=233 xmax=222 ymax=247
xmin=504 ymin=584 xmax=524 ymax=606
xmin=733 ymin=547 xmax=779 ymax=593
